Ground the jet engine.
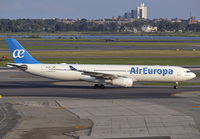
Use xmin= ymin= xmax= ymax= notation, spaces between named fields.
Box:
xmin=111 ymin=78 xmax=133 ymax=87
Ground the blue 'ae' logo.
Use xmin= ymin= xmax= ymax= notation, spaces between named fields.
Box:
xmin=13 ymin=49 xmax=25 ymax=58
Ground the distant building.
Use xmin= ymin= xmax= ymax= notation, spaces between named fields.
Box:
xmin=137 ymin=3 xmax=147 ymax=19
xmin=124 ymin=26 xmax=138 ymax=32
xmin=141 ymin=25 xmax=157 ymax=32
xmin=171 ymin=18 xmax=182 ymax=23
xmin=125 ymin=13 xmax=128 ymax=19
xmin=131 ymin=10 xmax=137 ymax=19
xmin=127 ymin=12 xmax=132 ymax=19
xmin=188 ymin=16 xmax=197 ymax=24
xmin=124 ymin=12 xmax=132 ymax=19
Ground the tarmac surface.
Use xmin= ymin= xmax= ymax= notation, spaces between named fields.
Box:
xmin=0 ymin=70 xmax=200 ymax=139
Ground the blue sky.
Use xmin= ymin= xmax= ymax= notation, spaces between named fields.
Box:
xmin=1 ymin=0 xmax=199 ymax=20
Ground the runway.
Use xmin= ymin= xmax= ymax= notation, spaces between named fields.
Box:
xmin=1 ymin=70 xmax=200 ymax=139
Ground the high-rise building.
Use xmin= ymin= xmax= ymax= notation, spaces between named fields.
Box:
xmin=124 ymin=12 xmax=131 ymax=19
xmin=125 ymin=13 xmax=128 ymax=19
xmin=131 ymin=10 xmax=137 ymax=19
xmin=137 ymin=3 xmax=147 ymax=19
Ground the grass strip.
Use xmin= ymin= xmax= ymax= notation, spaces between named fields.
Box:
xmin=37 ymin=57 xmax=200 ymax=65
xmin=1 ymin=50 xmax=200 ymax=57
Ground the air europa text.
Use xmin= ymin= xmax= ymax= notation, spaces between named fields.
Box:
xmin=130 ymin=67 xmax=173 ymax=76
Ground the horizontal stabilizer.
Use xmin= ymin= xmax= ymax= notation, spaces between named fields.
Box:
xmin=7 ymin=63 xmax=28 ymax=71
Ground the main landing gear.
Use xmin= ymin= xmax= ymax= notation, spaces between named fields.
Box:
xmin=173 ymin=82 xmax=178 ymax=89
xmin=94 ymin=84 xmax=105 ymax=89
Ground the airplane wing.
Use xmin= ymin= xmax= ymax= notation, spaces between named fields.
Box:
xmin=69 ymin=65 xmax=127 ymax=79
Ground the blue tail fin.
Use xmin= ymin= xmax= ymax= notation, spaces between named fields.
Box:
xmin=6 ymin=38 xmax=42 ymax=64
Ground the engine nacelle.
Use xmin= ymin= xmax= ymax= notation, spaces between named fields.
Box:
xmin=111 ymin=78 xmax=133 ymax=87
xmin=81 ymin=76 xmax=96 ymax=82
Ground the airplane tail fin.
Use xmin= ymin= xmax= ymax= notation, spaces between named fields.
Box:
xmin=6 ymin=38 xmax=42 ymax=64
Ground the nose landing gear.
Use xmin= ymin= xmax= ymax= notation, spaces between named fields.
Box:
xmin=173 ymin=82 xmax=178 ymax=89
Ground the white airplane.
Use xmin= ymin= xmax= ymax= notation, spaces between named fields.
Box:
xmin=6 ymin=38 xmax=196 ymax=89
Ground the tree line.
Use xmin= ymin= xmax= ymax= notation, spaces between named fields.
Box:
xmin=0 ymin=18 xmax=199 ymax=33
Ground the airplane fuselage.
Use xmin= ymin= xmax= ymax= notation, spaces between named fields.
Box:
xmin=24 ymin=64 xmax=195 ymax=83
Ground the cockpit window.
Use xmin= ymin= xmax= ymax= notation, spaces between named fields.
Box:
xmin=186 ymin=70 xmax=192 ymax=73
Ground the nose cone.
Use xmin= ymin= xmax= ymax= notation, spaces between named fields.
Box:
xmin=192 ymin=72 xmax=196 ymax=79
xmin=185 ymin=72 xmax=196 ymax=81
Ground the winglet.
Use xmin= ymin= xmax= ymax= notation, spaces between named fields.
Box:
xmin=6 ymin=38 xmax=42 ymax=64
xmin=69 ymin=65 xmax=77 ymax=71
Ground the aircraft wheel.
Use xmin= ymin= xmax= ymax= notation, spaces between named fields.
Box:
xmin=94 ymin=84 xmax=99 ymax=89
xmin=173 ymin=85 xmax=178 ymax=89
xmin=100 ymin=84 xmax=105 ymax=89
xmin=94 ymin=84 xmax=105 ymax=89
